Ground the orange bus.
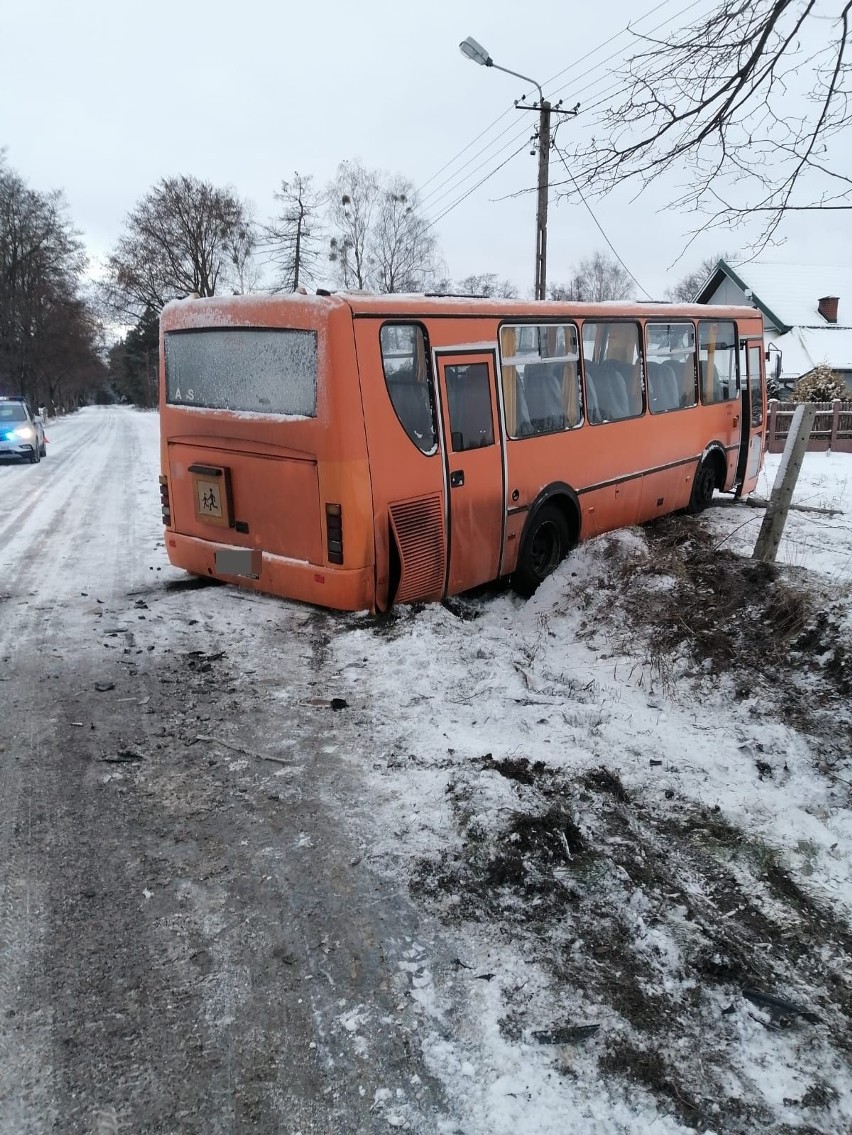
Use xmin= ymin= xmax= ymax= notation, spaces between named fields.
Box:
xmin=158 ymin=293 xmax=766 ymax=612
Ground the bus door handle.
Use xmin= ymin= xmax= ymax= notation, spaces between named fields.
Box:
xmin=450 ymin=470 xmax=465 ymax=488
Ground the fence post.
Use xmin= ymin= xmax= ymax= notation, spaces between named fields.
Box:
xmin=753 ymin=403 xmax=817 ymax=562
xmin=830 ymin=399 xmax=841 ymax=450
xmin=768 ymin=399 xmax=778 ymax=449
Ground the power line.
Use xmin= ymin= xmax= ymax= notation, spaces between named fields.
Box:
xmin=551 ymin=140 xmax=652 ymax=299
xmin=420 ymin=124 xmax=537 ymax=214
xmin=416 ymin=105 xmax=517 ymax=196
xmin=425 ymin=141 xmax=533 ymax=230
xmin=417 ymin=0 xmax=718 ymax=227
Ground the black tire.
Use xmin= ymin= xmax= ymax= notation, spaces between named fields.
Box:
xmin=513 ymin=504 xmax=572 ymax=597
xmin=39 ymin=441 xmax=46 ymax=457
xmin=687 ymin=458 xmax=715 ymax=514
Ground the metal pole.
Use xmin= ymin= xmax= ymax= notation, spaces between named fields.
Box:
xmin=535 ymin=100 xmax=551 ymax=300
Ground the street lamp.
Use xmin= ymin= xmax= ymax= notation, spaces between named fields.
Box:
xmin=460 ymin=36 xmax=550 ymax=300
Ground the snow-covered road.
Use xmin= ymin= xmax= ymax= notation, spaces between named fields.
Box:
xmin=1 ymin=407 xmax=851 ymax=1134
xmin=0 ymin=408 xmax=450 ymax=1133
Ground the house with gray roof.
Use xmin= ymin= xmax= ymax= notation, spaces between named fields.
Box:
xmin=695 ymin=261 xmax=852 ymax=394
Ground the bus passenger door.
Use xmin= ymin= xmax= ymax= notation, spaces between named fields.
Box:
xmin=436 ymin=352 xmax=505 ymax=595
xmin=735 ymin=339 xmax=766 ymax=497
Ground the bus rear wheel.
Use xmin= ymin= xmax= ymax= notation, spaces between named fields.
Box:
xmin=688 ymin=458 xmax=716 ymax=514
xmin=513 ymin=504 xmax=571 ymax=597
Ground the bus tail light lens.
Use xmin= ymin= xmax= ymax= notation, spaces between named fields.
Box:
xmin=159 ymin=475 xmax=172 ymax=525
xmin=326 ymin=503 xmax=343 ymax=564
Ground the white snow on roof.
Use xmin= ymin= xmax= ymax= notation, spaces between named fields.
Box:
xmin=725 ymin=262 xmax=852 ymax=328
xmin=771 ymin=325 xmax=852 ymax=378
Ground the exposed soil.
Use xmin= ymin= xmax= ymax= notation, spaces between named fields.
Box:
xmin=411 ymin=752 xmax=852 ymax=1131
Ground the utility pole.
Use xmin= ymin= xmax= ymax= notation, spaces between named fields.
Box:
xmin=459 ymin=38 xmax=578 ymax=300
xmin=535 ymin=100 xmax=551 ymax=302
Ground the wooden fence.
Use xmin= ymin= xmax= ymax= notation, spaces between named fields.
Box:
xmin=766 ymin=400 xmax=852 ymax=453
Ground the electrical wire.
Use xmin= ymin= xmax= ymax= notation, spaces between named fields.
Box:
xmin=418 ymin=0 xmax=718 ymax=228
xmin=424 ymin=140 xmax=533 ymax=230
xmin=551 ymin=140 xmax=652 ymax=298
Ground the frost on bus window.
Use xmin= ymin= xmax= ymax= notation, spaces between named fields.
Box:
xmin=379 ymin=323 xmax=436 ymax=454
xmin=645 ymin=322 xmax=697 ymax=413
xmin=499 ymin=323 xmax=582 ymax=438
xmin=699 ymin=320 xmax=738 ymax=405
xmin=165 ymin=329 xmax=317 ymax=416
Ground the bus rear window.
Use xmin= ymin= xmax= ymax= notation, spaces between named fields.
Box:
xmin=165 ymin=328 xmax=318 ymax=416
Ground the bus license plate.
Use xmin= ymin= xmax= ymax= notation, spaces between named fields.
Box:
xmin=215 ymin=548 xmax=262 ymax=578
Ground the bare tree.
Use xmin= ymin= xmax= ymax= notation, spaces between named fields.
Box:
xmin=565 ymin=1 xmax=852 ymax=249
xmin=105 ymin=175 xmax=255 ymax=317
xmin=0 ymin=154 xmax=102 ymax=408
xmin=328 ymin=161 xmax=379 ymax=290
xmin=549 ymin=253 xmax=635 ymax=301
xmin=327 ymin=162 xmax=439 ymax=293
xmin=264 ymin=173 xmax=325 ymax=292
xmin=371 ymin=176 xmax=438 ymax=293
xmin=664 ymin=253 xmax=730 ymax=302
xmin=455 ymin=273 xmax=519 ymax=298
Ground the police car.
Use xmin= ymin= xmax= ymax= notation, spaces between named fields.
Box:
xmin=0 ymin=397 xmax=47 ymax=463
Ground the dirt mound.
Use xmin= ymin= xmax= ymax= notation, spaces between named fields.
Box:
xmin=573 ymin=516 xmax=852 ymax=758
xmin=412 ymin=756 xmax=852 ymax=1132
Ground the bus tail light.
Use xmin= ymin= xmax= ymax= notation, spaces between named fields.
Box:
xmin=326 ymin=503 xmax=343 ymax=564
xmin=159 ymin=475 xmax=172 ymax=525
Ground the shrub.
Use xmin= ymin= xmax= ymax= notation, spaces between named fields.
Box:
xmin=791 ymin=363 xmax=848 ymax=403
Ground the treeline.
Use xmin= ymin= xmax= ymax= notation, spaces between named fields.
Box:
xmin=1 ymin=151 xmax=707 ymax=411
xmin=0 ymin=154 xmax=106 ymax=412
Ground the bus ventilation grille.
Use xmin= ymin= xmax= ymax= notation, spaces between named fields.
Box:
xmin=389 ymin=494 xmax=445 ymax=603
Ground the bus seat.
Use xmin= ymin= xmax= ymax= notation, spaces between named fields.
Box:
xmin=610 ymin=359 xmax=644 ymax=416
xmin=659 ymin=363 xmax=679 ymax=410
xmin=676 ymin=360 xmax=696 ymax=407
xmin=511 ymin=375 xmax=533 ymax=436
xmin=387 ymin=366 xmax=434 ymax=442
xmin=593 ymin=361 xmax=630 ymax=421
xmin=521 ymin=362 xmax=566 ymax=433
xmin=649 ymin=361 xmax=679 ymax=411
xmin=583 ymin=360 xmax=603 ymax=423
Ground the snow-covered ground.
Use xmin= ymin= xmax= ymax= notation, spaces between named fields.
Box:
xmin=2 ymin=409 xmax=850 ymax=1134
xmin=330 ymin=449 xmax=852 ymax=1134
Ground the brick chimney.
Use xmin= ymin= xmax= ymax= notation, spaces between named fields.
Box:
xmin=818 ymin=295 xmax=839 ymax=323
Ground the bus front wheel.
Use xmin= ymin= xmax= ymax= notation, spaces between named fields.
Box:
xmin=513 ymin=505 xmax=571 ymax=597
xmin=688 ymin=458 xmax=716 ymax=514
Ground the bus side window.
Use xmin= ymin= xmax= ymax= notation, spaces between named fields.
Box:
xmin=380 ymin=323 xmax=437 ymax=454
xmin=645 ymin=322 xmax=697 ymax=413
xmin=699 ymin=320 xmax=738 ymax=404
xmin=498 ymin=321 xmax=581 ymax=438
xmin=582 ymin=322 xmax=644 ymax=422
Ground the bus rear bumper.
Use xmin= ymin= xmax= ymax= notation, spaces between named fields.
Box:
xmin=164 ymin=532 xmax=375 ymax=612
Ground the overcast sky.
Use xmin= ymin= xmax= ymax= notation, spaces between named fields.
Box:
xmin=3 ymin=0 xmax=849 ymax=300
